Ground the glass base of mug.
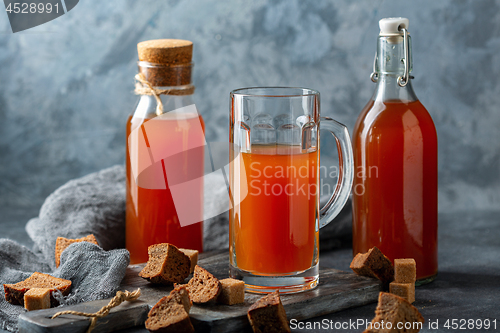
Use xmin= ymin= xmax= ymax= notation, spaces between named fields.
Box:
xmin=229 ymin=263 xmax=319 ymax=294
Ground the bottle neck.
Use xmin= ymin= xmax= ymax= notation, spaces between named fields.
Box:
xmin=156 ymin=92 xmax=195 ymax=111
xmin=372 ymin=33 xmax=418 ymax=103
xmin=135 ymin=91 xmax=196 ymax=119
xmin=372 ymin=74 xmax=418 ymax=102
xmin=134 ymin=60 xmax=197 ymax=119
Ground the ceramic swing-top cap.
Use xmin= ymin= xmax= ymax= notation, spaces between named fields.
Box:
xmin=379 ymin=17 xmax=409 ymax=36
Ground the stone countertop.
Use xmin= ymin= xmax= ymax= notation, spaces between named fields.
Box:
xmin=1 ymin=210 xmax=499 ymax=333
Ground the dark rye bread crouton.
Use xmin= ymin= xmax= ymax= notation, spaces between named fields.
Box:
xmin=177 ymin=265 xmax=221 ymax=304
xmin=146 ymin=286 xmax=193 ymax=333
xmin=247 ymin=291 xmax=291 ymax=333
xmin=350 ymin=246 xmax=394 ymax=284
xmin=55 ymin=234 xmax=99 ymax=267
xmin=364 ymin=292 xmax=424 ymax=333
xmin=4 ymin=272 xmax=72 ymax=307
xmin=139 ymin=243 xmax=191 ymax=285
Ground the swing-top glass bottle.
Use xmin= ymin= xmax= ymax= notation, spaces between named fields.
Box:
xmin=352 ymin=18 xmax=438 ymax=284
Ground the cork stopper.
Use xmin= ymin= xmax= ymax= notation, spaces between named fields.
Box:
xmin=137 ymin=39 xmax=194 ymax=87
xmin=137 ymin=39 xmax=193 ymax=65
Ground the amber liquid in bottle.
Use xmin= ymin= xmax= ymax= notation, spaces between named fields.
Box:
xmin=352 ymin=99 xmax=438 ymax=281
xmin=126 ymin=112 xmax=204 ymax=264
xmin=352 ymin=23 xmax=438 ymax=283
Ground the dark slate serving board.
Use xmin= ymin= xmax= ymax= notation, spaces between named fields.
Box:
xmin=18 ymin=251 xmax=381 ymax=333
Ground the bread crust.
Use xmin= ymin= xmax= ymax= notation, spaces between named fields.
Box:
xmin=55 ymin=234 xmax=99 ymax=267
xmin=4 ymin=272 xmax=72 ymax=307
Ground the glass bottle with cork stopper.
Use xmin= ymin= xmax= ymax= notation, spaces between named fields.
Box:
xmin=352 ymin=18 xmax=438 ymax=284
xmin=126 ymin=39 xmax=204 ymax=264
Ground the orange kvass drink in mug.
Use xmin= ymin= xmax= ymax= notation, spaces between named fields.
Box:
xmin=229 ymin=87 xmax=353 ymax=293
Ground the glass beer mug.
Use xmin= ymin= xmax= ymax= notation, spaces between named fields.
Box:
xmin=229 ymin=87 xmax=354 ymax=293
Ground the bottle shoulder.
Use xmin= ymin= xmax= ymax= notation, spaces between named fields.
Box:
xmin=130 ymin=94 xmax=202 ymax=120
xmin=353 ymin=99 xmax=437 ymax=142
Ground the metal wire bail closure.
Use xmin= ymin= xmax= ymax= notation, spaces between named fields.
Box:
xmin=397 ymin=27 xmax=410 ymax=87
xmin=370 ymin=52 xmax=378 ymax=83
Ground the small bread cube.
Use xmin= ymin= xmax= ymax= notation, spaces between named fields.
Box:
xmin=218 ymin=278 xmax=245 ymax=305
xmin=24 ymin=288 xmax=51 ymax=311
xmin=179 ymin=248 xmax=199 ymax=274
xmin=389 ymin=282 xmax=415 ymax=303
xmin=394 ymin=259 xmax=416 ymax=283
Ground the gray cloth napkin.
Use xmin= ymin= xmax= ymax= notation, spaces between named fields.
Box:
xmin=0 ymin=164 xmax=352 ymax=332
xmin=0 ymin=240 xmax=129 ymax=332
xmin=0 ymin=166 xmax=130 ymax=332
xmin=26 ymin=166 xmax=127 ymax=270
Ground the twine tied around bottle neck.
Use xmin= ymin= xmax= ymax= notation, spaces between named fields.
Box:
xmin=134 ymin=73 xmax=195 ymax=116
xmin=51 ymin=289 xmax=141 ymax=333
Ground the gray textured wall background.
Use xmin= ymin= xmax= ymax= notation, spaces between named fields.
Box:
xmin=0 ymin=0 xmax=499 ymax=219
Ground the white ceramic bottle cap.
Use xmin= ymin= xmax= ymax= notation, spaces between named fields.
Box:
xmin=379 ymin=17 xmax=409 ymax=35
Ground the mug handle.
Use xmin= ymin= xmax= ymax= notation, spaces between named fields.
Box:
xmin=318 ymin=117 xmax=354 ymax=228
